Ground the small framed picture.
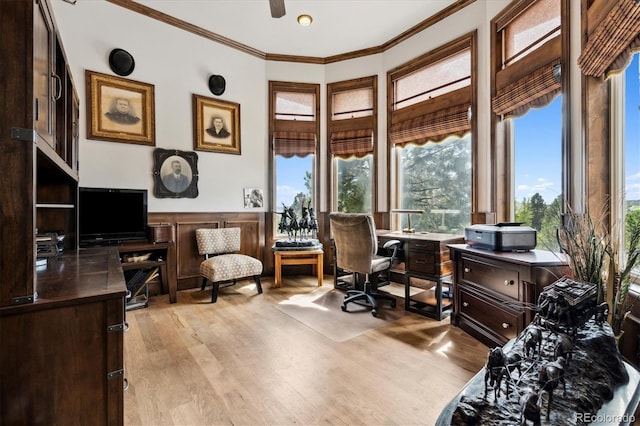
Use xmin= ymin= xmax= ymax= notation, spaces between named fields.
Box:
xmin=152 ymin=148 xmax=199 ymax=198
xmin=193 ymin=94 xmax=241 ymax=155
xmin=244 ymin=188 xmax=264 ymax=208
xmin=85 ymin=70 xmax=155 ymax=145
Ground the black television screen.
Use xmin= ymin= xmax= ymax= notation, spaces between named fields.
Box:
xmin=79 ymin=187 xmax=148 ymax=246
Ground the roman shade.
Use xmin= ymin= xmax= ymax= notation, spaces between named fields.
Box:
xmin=389 ymin=39 xmax=472 ymax=147
xmin=273 ymin=132 xmax=316 ymax=158
xmin=492 ymin=60 xmax=561 ymax=118
xmin=492 ymin=0 xmax=562 ymax=118
xmin=389 ymin=103 xmax=471 ymax=146
xmin=329 ymin=129 xmax=374 ymax=158
xmin=577 ymin=0 xmax=640 ymax=78
xmin=327 ymin=76 xmax=377 ymax=159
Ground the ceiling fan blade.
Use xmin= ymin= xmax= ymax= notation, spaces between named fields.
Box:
xmin=269 ymin=0 xmax=285 ymax=18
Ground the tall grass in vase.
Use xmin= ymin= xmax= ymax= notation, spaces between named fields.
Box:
xmin=558 ymin=204 xmax=640 ymax=336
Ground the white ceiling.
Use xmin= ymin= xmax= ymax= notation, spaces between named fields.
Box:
xmin=132 ymin=0 xmax=459 ymax=58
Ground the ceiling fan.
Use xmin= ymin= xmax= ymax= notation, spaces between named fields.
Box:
xmin=269 ymin=0 xmax=286 ymax=18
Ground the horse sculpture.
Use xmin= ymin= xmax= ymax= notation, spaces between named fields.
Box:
xmin=523 ymin=325 xmax=543 ymax=359
xmin=519 ymin=388 xmax=541 ymax=426
xmin=484 ymin=347 xmax=508 ymax=401
xmin=538 ymin=357 xmax=566 ymax=420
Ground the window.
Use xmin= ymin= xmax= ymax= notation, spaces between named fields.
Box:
xmin=328 ymin=77 xmax=376 ymax=213
xmin=623 ymin=53 xmax=640 ymax=271
xmin=269 ymin=81 xmax=319 ymax=236
xmin=614 ymin=52 xmax=640 ymax=271
xmin=492 ymin=0 xmax=565 ymax=235
xmin=513 ymin=96 xmax=563 ymax=250
xmin=389 ymin=35 xmax=474 ymax=232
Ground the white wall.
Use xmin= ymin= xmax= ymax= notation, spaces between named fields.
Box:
xmin=50 ymin=0 xmax=517 ymax=215
xmin=51 ymin=0 xmax=268 ymax=213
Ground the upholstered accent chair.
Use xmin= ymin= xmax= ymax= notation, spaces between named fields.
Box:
xmin=329 ymin=213 xmax=401 ymax=317
xmin=195 ymin=227 xmax=263 ymax=303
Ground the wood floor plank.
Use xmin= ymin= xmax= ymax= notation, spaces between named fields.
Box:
xmin=124 ymin=275 xmax=488 ymax=425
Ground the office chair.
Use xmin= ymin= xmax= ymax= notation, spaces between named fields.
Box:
xmin=195 ymin=227 xmax=263 ymax=303
xmin=329 ymin=213 xmax=402 ymax=317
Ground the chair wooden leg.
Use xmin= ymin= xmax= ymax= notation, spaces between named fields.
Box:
xmin=211 ymin=282 xmax=220 ymax=303
xmin=254 ymin=275 xmax=263 ymax=294
xmin=201 ymin=277 xmax=208 ymax=291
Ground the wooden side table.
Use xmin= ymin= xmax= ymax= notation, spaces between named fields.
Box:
xmin=273 ymin=246 xmax=324 ymax=288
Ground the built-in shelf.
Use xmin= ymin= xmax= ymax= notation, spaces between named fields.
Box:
xmin=36 ymin=203 xmax=75 ymax=209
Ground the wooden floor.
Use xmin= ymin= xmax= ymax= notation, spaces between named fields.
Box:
xmin=123 ymin=276 xmax=489 ymax=425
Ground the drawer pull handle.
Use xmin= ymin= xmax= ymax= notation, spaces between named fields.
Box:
xmin=504 ymin=280 xmax=515 ymax=286
xmin=464 ymin=267 xmax=471 ymax=273
xmin=502 ymin=322 xmax=510 ymax=329
xmin=462 ymin=301 xmax=469 ymax=307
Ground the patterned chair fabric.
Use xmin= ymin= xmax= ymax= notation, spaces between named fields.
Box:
xmin=195 ymin=228 xmax=263 ymax=303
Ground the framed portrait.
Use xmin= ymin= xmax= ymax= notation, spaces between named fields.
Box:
xmin=193 ymin=94 xmax=241 ymax=155
xmin=244 ymin=188 xmax=264 ymax=208
xmin=152 ymin=148 xmax=199 ymax=198
xmin=86 ymin=70 xmax=155 ymax=146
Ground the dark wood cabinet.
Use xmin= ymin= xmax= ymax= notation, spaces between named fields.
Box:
xmin=0 ymin=247 xmax=127 ymax=425
xmin=449 ymin=244 xmax=569 ymax=348
xmin=1 ymin=0 xmax=79 ymax=307
xmin=0 ymin=1 xmax=121 ymax=423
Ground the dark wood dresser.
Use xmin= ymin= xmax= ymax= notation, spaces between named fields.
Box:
xmin=448 ymin=244 xmax=569 ymax=348
xmin=0 ymin=247 xmax=127 ymax=425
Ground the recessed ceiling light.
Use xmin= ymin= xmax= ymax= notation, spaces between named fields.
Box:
xmin=297 ymin=14 xmax=313 ymax=26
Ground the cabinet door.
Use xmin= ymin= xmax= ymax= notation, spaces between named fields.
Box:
xmin=33 ymin=0 xmax=54 ymax=147
xmin=0 ymin=298 xmax=124 ymax=425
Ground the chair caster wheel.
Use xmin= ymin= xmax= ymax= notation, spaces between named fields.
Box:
xmin=371 ymin=310 xmax=378 ymax=317
xmin=341 ymin=305 xmax=348 ymax=312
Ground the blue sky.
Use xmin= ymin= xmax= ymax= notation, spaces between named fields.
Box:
xmin=515 ymin=53 xmax=640 ymax=204
xmin=277 ymin=54 xmax=640 ymax=209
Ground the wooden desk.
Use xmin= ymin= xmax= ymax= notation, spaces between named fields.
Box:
xmin=377 ymin=231 xmax=464 ymax=320
xmin=1 ymin=247 xmax=126 ymax=425
xmin=273 ymin=247 xmax=324 ymax=288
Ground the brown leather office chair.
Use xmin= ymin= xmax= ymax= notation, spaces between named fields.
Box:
xmin=195 ymin=227 xmax=263 ymax=303
xmin=329 ymin=212 xmax=401 ymax=317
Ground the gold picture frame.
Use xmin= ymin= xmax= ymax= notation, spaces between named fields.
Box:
xmin=86 ymin=70 xmax=155 ymax=146
xmin=193 ymin=94 xmax=241 ymax=155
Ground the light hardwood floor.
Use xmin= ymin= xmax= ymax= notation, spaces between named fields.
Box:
xmin=123 ymin=276 xmax=489 ymax=425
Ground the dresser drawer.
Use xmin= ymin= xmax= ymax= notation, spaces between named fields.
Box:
xmin=458 ymin=287 xmax=522 ymax=342
xmin=461 ymin=255 xmax=519 ymax=300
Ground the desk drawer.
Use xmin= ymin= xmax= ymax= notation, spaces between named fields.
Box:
xmin=408 ymin=251 xmax=436 ymax=275
xmin=408 ymin=240 xmax=439 ymax=252
xmin=458 ymin=287 xmax=521 ymax=342
xmin=460 ymin=255 xmax=519 ymax=300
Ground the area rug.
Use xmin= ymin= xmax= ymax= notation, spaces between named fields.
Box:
xmin=274 ymin=286 xmax=406 ymax=342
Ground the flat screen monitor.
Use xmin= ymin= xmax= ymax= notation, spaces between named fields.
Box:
xmin=79 ymin=187 xmax=148 ymax=246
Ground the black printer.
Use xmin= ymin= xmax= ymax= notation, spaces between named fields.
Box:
xmin=464 ymin=222 xmax=536 ymax=251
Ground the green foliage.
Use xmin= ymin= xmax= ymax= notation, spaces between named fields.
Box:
xmin=530 ymin=193 xmax=546 ymax=230
xmin=515 ymin=197 xmax=533 ymax=225
xmin=538 ymin=195 xmax=562 ymax=251
xmin=399 ymin=136 xmax=471 ymax=232
xmin=336 ymin=156 xmax=372 ymax=213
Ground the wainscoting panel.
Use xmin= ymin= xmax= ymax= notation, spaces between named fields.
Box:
xmin=176 ymin=221 xmax=220 ymax=280
xmin=149 ymin=212 xmax=264 ymax=290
